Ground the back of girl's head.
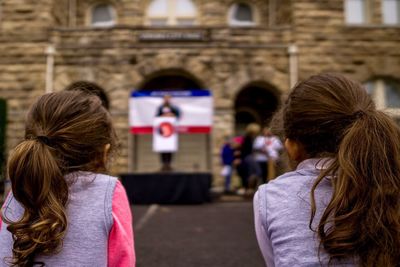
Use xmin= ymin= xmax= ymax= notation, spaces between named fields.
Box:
xmin=24 ymin=90 xmax=116 ymax=172
xmin=3 ymin=90 xmax=116 ymax=266
xmin=275 ymin=73 xmax=400 ymax=266
xmin=279 ymin=73 xmax=375 ymax=157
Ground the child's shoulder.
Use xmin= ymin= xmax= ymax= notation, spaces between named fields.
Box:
xmin=258 ymin=169 xmax=316 ymax=197
xmin=70 ymin=172 xmax=118 ymax=192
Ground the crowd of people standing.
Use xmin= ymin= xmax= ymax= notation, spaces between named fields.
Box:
xmin=220 ymin=123 xmax=283 ymax=195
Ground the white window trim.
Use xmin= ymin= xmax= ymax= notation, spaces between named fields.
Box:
xmin=89 ymin=3 xmax=117 ymax=28
xmin=146 ymin=0 xmax=197 ymax=26
xmin=344 ymin=0 xmax=371 ymax=25
xmin=228 ymin=2 xmax=258 ymax=27
xmin=382 ymin=0 xmax=400 ymax=25
xmin=366 ymin=79 xmax=400 ymax=113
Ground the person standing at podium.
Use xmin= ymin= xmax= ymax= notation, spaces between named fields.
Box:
xmin=156 ymin=94 xmax=181 ymax=171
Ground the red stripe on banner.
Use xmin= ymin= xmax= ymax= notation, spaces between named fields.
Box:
xmin=130 ymin=127 xmax=153 ymax=134
xmin=130 ymin=126 xmax=211 ymax=134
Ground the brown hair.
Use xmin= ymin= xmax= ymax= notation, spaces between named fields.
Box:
xmin=245 ymin=123 xmax=261 ymax=138
xmin=274 ymin=73 xmax=400 ymax=266
xmin=2 ymin=91 xmax=116 ymax=266
xmin=64 ymin=81 xmax=110 ymax=110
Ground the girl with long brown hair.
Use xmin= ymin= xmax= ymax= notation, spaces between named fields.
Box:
xmin=0 ymin=91 xmax=135 ymax=266
xmin=254 ymin=73 xmax=400 ymax=266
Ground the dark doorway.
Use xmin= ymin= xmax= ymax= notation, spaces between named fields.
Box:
xmin=235 ymin=85 xmax=279 ymax=134
xmin=140 ymin=74 xmax=203 ymax=91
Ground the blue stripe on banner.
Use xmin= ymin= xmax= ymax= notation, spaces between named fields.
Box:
xmin=131 ymin=90 xmax=211 ymax=97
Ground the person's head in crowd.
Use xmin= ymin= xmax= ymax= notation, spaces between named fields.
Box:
xmin=273 ymin=73 xmax=400 ymax=266
xmin=65 ymin=81 xmax=110 ymax=110
xmin=3 ymin=91 xmax=116 ymax=266
xmin=245 ymin=123 xmax=260 ymax=138
xmin=262 ymin=127 xmax=272 ymax=137
xmin=163 ymin=94 xmax=172 ymax=106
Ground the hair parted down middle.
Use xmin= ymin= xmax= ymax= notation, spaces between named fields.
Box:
xmin=273 ymin=73 xmax=400 ymax=266
xmin=2 ymin=91 xmax=117 ymax=267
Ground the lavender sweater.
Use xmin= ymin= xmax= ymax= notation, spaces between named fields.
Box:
xmin=254 ymin=159 xmax=356 ymax=267
xmin=0 ymin=172 xmax=117 ymax=267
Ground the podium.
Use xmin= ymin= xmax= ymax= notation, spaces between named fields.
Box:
xmin=120 ymin=172 xmax=212 ymax=204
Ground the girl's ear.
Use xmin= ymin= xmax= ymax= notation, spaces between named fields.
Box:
xmin=285 ymin=138 xmax=307 ymax=162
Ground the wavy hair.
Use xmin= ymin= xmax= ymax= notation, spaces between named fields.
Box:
xmin=275 ymin=73 xmax=400 ymax=266
xmin=2 ymin=91 xmax=116 ymax=266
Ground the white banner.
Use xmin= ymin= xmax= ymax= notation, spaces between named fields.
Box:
xmin=130 ymin=90 xmax=213 ymax=134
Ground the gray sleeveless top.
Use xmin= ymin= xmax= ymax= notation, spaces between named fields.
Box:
xmin=0 ymin=172 xmax=117 ymax=267
xmin=254 ymin=159 xmax=356 ymax=266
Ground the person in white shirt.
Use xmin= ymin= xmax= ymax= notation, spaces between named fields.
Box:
xmin=253 ymin=127 xmax=283 ymax=183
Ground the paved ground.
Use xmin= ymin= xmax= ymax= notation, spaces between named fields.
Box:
xmin=132 ymin=200 xmax=265 ymax=267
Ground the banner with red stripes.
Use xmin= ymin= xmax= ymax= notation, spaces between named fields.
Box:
xmin=129 ymin=90 xmax=213 ymax=134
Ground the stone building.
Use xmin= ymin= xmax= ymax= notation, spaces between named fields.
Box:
xmin=0 ymin=0 xmax=400 ymax=183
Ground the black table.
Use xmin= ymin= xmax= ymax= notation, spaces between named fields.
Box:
xmin=120 ymin=172 xmax=212 ymax=204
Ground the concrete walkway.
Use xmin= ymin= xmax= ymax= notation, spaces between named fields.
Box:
xmin=132 ymin=201 xmax=265 ymax=267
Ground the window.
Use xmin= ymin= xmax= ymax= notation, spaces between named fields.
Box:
xmin=364 ymin=79 xmax=400 ymax=117
xmin=229 ymin=3 xmax=257 ymax=26
xmin=91 ymin=4 xmax=116 ymax=27
xmin=345 ymin=0 xmax=368 ymax=24
xmin=147 ymin=0 xmax=197 ymax=26
xmin=383 ymin=0 xmax=400 ymax=24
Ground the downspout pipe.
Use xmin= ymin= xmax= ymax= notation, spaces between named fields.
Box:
xmin=288 ymin=44 xmax=299 ymax=89
xmin=45 ymin=45 xmax=55 ymax=94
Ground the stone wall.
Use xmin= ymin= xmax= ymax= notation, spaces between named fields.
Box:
xmin=292 ymin=0 xmax=400 ymax=82
xmin=0 ymin=0 xmax=54 ymax=156
xmin=50 ymin=26 xmax=291 ymax=175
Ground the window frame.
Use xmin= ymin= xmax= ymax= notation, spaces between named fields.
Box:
xmin=364 ymin=78 xmax=400 ymax=119
xmin=382 ymin=0 xmax=400 ymax=25
xmin=344 ymin=0 xmax=371 ymax=25
xmin=146 ymin=0 xmax=198 ymax=27
xmin=89 ymin=3 xmax=117 ymax=28
xmin=228 ymin=2 xmax=258 ymax=27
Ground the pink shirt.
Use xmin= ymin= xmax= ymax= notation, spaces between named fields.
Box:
xmin=0 ymin=180 xmax=135 ymax=267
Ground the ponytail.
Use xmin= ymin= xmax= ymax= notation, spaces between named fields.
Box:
xmin=311 ymin=110 xmax=400 ymax=266
xmin=1 ymin=91 xmax=116 ymax=266
xmin=3 ymin=139 xmax=68 ymax=267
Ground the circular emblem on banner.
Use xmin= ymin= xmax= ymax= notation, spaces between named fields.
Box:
xmin=158 ymin=122 xmax=174 ymax=137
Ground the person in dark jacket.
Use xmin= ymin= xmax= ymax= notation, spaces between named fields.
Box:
xmin=220 ymin=136 xmax=235 ymax=193
xmin=237 ymin=123 xmax=260 ymax=193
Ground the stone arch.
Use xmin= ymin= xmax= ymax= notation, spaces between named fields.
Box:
xmin=135 ymin=54 xmax=212 ymax=90
xmin=225 ymin=67 xmax=288 ymax=100
xmin=234 ymin=81 xmax=280 ymax=134
xmin=137 ymin=68 xmax=206 ymax=90
xmin=131 ymin=68 xmax=211 ymax=173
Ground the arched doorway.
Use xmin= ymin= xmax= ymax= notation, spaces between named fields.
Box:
xmin=140 ymin=73 xmax=203 ymax=90
xmin=235 ymin=83 xmax=279 ymax=134
xmin=132 ymin=71 xmax=210 ymax=173
xmin=64 ymin=81 xmax=110 ymax=109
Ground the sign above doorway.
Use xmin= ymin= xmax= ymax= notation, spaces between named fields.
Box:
xmin=138 ymin=30 xmax=209 ymax=42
